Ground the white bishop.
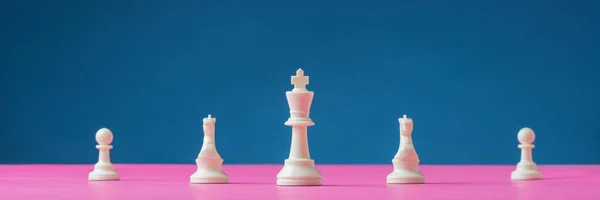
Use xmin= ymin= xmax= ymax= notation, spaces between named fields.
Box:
xmin=190 ymin=114 xmax=229 ymax=184
xmin=386 ymin=115 xmax=424 ymax=184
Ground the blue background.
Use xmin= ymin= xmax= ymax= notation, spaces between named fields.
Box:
xmin=1 ymin=0 xmax=599 ymax=164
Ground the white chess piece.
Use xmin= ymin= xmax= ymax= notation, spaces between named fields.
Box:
xmin=276 ymin=69 xmax=322 ymax=186
xmin=88 ymin=128 xmax=120 ymax=181
xmin=511 ymin=127 xmax=542 ymax=180
xmin=386 ymin=115 xmax=424 ymax=184
xmin=190 ymin=114 xmax=229 ymax=184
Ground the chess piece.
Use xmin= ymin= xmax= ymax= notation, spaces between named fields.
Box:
xmin=511 ymin=127 xmax=542 ymax=180
xmin=190 ymin=114 xmax=229 ymax=184
xmin=276 ymin=69 xmax=322 ymax=186
xmin=89 ymin=128 xmax=120 ymax=181
xmin=386 ymin=115 xmax=424 ymax=184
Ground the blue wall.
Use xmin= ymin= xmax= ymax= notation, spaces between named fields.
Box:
xmin=1 ymin=0 xmax=599 ymax=164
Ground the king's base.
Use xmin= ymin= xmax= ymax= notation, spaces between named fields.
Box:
xmin=276 ymin=159 xmax=322 ymax=186
xmin=88 ymin=170 xmax=120 ymax=181
xmin=511 ymin=169 xmax=542 ymax=180
xmin=386 ymin=170 xmax=425 ymax=184
xmin=190 ymin=170 xmax=229 ymax=184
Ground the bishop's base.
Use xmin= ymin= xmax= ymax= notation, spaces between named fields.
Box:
xmin=386 ymin=170 xmax=425 ymax=184
xmin=276 ymin=159 xmax=322 ymax=186
xmin=88 ymin=170 xmax=120 ymax=181
xmin=190 ymin=170 xmax=229 ymax=184
xmin=511 ymin=169 xmax=542 ymax=180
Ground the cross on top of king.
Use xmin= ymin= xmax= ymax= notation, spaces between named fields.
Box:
xmin=291 ymin=68 xmax=309 ymax=92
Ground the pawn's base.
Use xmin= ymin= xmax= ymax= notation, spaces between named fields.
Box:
xmin=386 ymin=170 xmax=425 ymax=184
xmin=88 ymin=170 xmax=120 ymax=181
xmin=190 ymin=170 xmax=229 ymax=184
xmin=511 ymin=169 xmax=542 ymax=180
xmin=277 ymin=159 xmax=322 ymax=186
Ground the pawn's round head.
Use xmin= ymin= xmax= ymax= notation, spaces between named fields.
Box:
xmin=517 ymin=127 xmax=535 ymax=144
xmin=95 ymin=128 xmax=113 ymax=145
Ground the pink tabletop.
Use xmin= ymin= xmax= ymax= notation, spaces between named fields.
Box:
xmin=0 ymin=164 xmax=599 ymax=200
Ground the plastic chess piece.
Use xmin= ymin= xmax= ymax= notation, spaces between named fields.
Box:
xmin=386 ymin=115 xmax=425 ymax=184
xmin=88 ymin=128 xmax=120 ymax=181
xmin=190 ymin=114 xmax=229 ymax=184
xmin=276 ymin=69 xmax=322 ymax=186
xmin=511 ymin=127 xmax=542 ymax=180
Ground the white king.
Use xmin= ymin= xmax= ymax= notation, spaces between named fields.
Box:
xmin=190 ymin=114 xmax=229 ymax=184
xmin=276 ymin=68 xmax=322 ymax=186
xmin=386 ymin=115 xmax=425 ymax=184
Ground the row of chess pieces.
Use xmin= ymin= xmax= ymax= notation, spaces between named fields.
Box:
xmin=87 ymin=69 xmax=542 ymax=185
xmin=87 ymin=114 xmax=543 ymax=184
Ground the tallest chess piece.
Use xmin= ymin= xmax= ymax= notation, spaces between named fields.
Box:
xmin=277 ymin=68 xmax=322 ymax=186
xmin=511 ymin=127 xmax=542 ymax=180
xmin=386 ymin=115 xmax=424 ymax=184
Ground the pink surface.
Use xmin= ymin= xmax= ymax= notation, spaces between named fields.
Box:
xmin=0 ymin=165 xmax=599 ymax=200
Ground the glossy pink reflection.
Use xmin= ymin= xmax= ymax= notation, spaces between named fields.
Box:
xmin=0 ymin=165 xmax=598 ymax=200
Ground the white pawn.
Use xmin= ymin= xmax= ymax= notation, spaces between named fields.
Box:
xmin=511 ymin=127 xmax=542 ymax=180
xmin=387 ymin=115 xmax=424 ymax=184
xmin=190 ymin=114 xmax=228 ymax=184
xmin=88 ymin=128 xmax=120 ymax=181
